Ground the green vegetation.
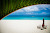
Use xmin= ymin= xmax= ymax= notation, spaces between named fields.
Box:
xmin=0 ymin=0 xmax=50 ymax=19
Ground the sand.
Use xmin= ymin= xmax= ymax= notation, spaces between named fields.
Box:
xmin=0 ymin=20 xmax=50 ymax=33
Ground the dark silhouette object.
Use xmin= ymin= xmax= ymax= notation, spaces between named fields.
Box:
xmin=37 ymin=18 xmax=47 ymax=30
xmin=42 ymin=18 xmax=44 ymax=28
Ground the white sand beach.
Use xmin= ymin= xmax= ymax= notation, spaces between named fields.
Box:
xmin=0 ymin=20 xmax=50 ymax=33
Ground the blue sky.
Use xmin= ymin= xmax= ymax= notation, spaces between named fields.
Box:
xmin=9 ymin=4 xmax=50 ymax=16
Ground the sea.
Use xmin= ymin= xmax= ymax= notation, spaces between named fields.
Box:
xmin=2 ymin=15 xmax=50 ymax=20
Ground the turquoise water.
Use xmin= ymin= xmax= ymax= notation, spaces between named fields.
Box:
xmin=2 ymin=16 xmax=50 ymax=20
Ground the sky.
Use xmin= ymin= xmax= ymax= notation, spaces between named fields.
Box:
xmin=8 ymin=4 xmax=50 ymax=16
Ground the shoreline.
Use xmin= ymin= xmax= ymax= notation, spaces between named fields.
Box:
xmin=0 ymin=20 xmax=50 ymax=21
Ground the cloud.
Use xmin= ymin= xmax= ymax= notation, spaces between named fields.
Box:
xmin=37 ymin=4 xmax=50 ymax=10
xmin=15 ymin=4 xmax=50 ymax=13
xmin=22 ymin=4 xmax=50 ymax=12
xmin=25 ymin=12 xmax=49 ymax=15
xmin=9 ymin=4 xmax=50 ymax=15
xmin=22 ymin=6 xmax=39 ymax=12
xmin=25 ymin=12 xmax=39 ymax=15
xmin=16 ymin=9 xmax=24 ymax=12
xmin=26 ymin=13 xmax=33 ymax=15
xmin=41 ymin=12 xmax=48 ymax=15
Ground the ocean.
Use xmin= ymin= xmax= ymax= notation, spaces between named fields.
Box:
xmin=2 ymin=16 xmax=50 ymax=20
